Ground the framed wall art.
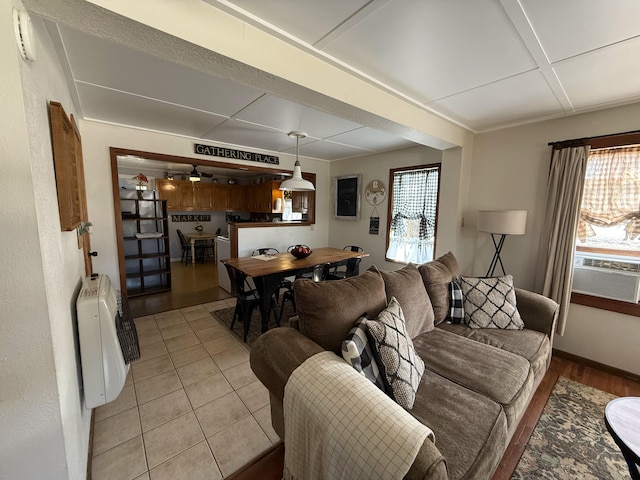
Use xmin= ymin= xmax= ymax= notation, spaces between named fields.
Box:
xmin=333 ymin=174 xmax=361 ymax=220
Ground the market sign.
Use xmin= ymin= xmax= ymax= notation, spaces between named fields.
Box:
xmin=171 ymin=215 xmax=211 ymax=222
xmin=194 ymin=143 xmax=279 ymax=165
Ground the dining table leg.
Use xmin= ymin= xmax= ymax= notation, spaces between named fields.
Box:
xmin=253 ymin=274 xmax=285 ymax=333
xmin=190 ymin=239 xmax=196 ymax=265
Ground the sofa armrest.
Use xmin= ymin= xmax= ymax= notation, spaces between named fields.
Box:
xmin=250 ymin=327 xmax=325 ymax=404
xmin=251 ymin=327 xmax=448 ymax=480
xmin=515 ymin=288 xmax=559 ymax=339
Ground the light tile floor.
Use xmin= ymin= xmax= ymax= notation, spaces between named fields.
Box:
xmin=91 ymin=299 xmax=280 ymax=480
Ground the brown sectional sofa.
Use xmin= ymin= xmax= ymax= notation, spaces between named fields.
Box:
xmin=250 ymin=253 xmax=559 ymax=479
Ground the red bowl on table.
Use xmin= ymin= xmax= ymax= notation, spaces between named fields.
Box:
xmin=289 ymin=245 xmax=312 ymax=259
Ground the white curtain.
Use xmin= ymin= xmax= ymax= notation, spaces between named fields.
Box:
xmin=536 ymin=145 xmax=590 ymax=335
xmin=386 ymin=168 xmax=438 ymax=264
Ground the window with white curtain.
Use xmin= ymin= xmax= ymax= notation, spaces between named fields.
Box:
xmin=385 ymin=164 xmax=440 ymax=264
xmin=572 ymin=144 xmax=640 ymax=304
xmin=576 ymin=145 xmax=640 ymax=255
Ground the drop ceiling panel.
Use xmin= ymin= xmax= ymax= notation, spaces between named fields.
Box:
xmin=429 ymin=70 xmax=564 ymax=131
xmin=77 ymin=83 xmax=227 ymax=137
xmin=288 ymin=139 xmax=371 ymax=160
xmin=235 ymin=95 xmax=362 ymax=138
xmin=553 ymin=37 xmax=640 ymax=109
xmin=326 ymin=127 xmax=414 ymax=151
xmin=202 ymin=118 xmax=315 ymax=152
xmin=59 ymin=26 xmax=264 ymax=116
xmin=521 ymin=0 xmax=640 ymax=63
xmin=322 ymin=0 xmax=536 ymax=102
xmin=210 ymin=0 xmax=370 ymax=44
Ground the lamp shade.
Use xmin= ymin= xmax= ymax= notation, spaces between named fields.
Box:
xmin=477 ymin=210 xmax=527 ymax=235
xmin=279 ymin=160 xmax=315 ymax=191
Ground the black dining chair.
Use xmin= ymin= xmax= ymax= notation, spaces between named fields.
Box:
xmin=278 ymin=260 xmax=331 ymax=324
xmin=252 ymin=248 xmax=293 ymax=300
xmin=325 ymin=245 xmax=364 ymax=280
xmin=224 ymin=263 xmax=279 ymax=342
xmin=177 ymin=229 xmax=205 ymax=264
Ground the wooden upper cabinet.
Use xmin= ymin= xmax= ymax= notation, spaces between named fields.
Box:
xmin=195 ymin=183 xmax=213 ymax=210
xmin=248 ymin=182 xmax=272 ymax=213
xmin=157 ymin=179 xmax=236 ymax=211
xmin=212 ymin=184 xmax=230 ymax=211
xmin=229 ymin=184 xmax=249 ymax=211
xmin=156 ymin=180 xmax=180 ymax=209
xmin=292 ymin=191 xmax=310 ymax=213
xmin=177 ymin=182 xmax=197 ymax=210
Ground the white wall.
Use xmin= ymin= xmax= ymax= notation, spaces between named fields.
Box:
xmin=467 ymin=102 xmax=640 ymax=375
xmin=237 ymin=225 xmax=329 ymax=258
xmin=328 ymin=146 xmax=445 ymax=272
xmin=81 ymin=121 xmax=330 ymax=289
xmin=1 ymin=4 xmax=90 ymax=479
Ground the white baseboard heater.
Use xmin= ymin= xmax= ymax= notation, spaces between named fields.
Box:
xmin=573 ymin=254 xmax=640 ymax=303
xmin=76 ymin=274 xmax=140 ymax=409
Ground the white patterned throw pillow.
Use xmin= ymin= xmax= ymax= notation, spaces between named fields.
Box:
xmin=459 ymin=275 xmax=524 ymax=330
xmin=366 ymin=297 xmax=425 ymax=409
xmin=341 ymin=317 xmax=386 ymax=391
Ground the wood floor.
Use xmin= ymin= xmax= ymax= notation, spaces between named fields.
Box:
xmin=126 ymin=267 xmax=640 ymax=479
xmin=128 ymin=258 xmax=231 ymax=318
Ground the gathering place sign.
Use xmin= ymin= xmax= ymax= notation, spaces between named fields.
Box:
xmin=194 ymin=144 xmax=279 ymax=165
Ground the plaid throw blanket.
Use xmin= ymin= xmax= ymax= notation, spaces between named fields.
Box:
xmin=283 ymin=351 xmax=434 ymax=480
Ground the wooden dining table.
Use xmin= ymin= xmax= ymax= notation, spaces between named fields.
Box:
xmin=184 ymin=232 xmax=217 ymax=264
xmin=221 ymin=247 xmax=369 ymax=333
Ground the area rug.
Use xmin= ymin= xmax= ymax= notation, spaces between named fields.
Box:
xmin=511 ymin=376 xmax=627 ymax=479
xmin=213 ymin=300 xmax=296 ymax=347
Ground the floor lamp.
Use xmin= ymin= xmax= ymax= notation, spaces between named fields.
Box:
xmin=477 ymin=210 xmax=528 ymax=277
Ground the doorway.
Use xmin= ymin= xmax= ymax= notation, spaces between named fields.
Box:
xmin=111 ymin=147 xmax=294 ymax=317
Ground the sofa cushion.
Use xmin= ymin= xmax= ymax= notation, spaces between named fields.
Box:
xmin=448 ymin=281 xmax=464 ymax=324
xmin=294 ymin=269 xmax=387 ymax=354
xmin=373 ymin=264 xmax=435 ymax=338
xmin=366 ymin=297 xmax=425 ymax=409
xmin=411 ymin=369 xmax=508 ymax=480
xmin=437 ymin=322 xmax=551 ymax=384
xmin=413 ymin=328 xmax=533 ymax=428
xmin=459 ymin=275 xmax=524 ymax=330
xmin=418 ymin=251 xmax=460 ymax=325
xmin=341 ymin=317 xmax=385 ymax=391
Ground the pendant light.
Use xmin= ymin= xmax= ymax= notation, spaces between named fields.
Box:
xmin=189 ymin=164 xmax=201 ymax=182
xmin=279 ymin=132 xmax=315 ymax=191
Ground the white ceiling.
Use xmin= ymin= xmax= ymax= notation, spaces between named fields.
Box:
xmin=49 ymin=0 xmax=640 ymax=161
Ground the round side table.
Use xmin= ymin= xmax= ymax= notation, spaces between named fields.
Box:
xmin=605 ymin=396 xmax=640 ymax=480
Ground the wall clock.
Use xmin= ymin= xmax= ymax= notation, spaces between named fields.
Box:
xmin=365 ymin=179 xmax=386 ymax=205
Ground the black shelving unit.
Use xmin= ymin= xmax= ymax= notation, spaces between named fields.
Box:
xmin=120 ymin=190 xmax=171 ymax=297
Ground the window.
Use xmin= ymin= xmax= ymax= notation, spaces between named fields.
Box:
xmin=576 ymin=145 xmax=640 ymax=256
xmin=572 ymin=144 xmax=640 ymax=306
xmin=385 ymin=164 xmax=440 ymax=264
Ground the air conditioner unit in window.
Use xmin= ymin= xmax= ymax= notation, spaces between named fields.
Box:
xmin=572 ymin=253 xmax=640 ymax=303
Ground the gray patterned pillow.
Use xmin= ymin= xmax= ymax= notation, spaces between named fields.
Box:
xmin=341 ymin=317 xmax=386 ymax=391
xmin=366 ymin=297 xmax=425 ymax=409
xmin=459 ymin=275 xmax=524 ymax=330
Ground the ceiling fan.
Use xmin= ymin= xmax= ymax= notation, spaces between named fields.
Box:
xmin=167 ymin=164 xmax=214 ymax=182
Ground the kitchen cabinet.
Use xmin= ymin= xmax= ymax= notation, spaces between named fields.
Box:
xmin=157 ymin=180 xmax=224 ymax=211
xmin=156 ymin=178 xmax=313 ymax=216
xmin=156 ymin=179 xmax=180 ymax=209
xmin=229 ymin=184 xmax=249 ymax=211
xmin=194 ymin=183 xmax=213 ymax=210
xmin=211 ymin=183 xmax=229 ymax=211
xmin=120 ymin=190 xmax=171 ymax=297
xmin=248 ymin=182 xmax=273 ymax=213
xmin=292 ymin=191 xmax=310 ymax=213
